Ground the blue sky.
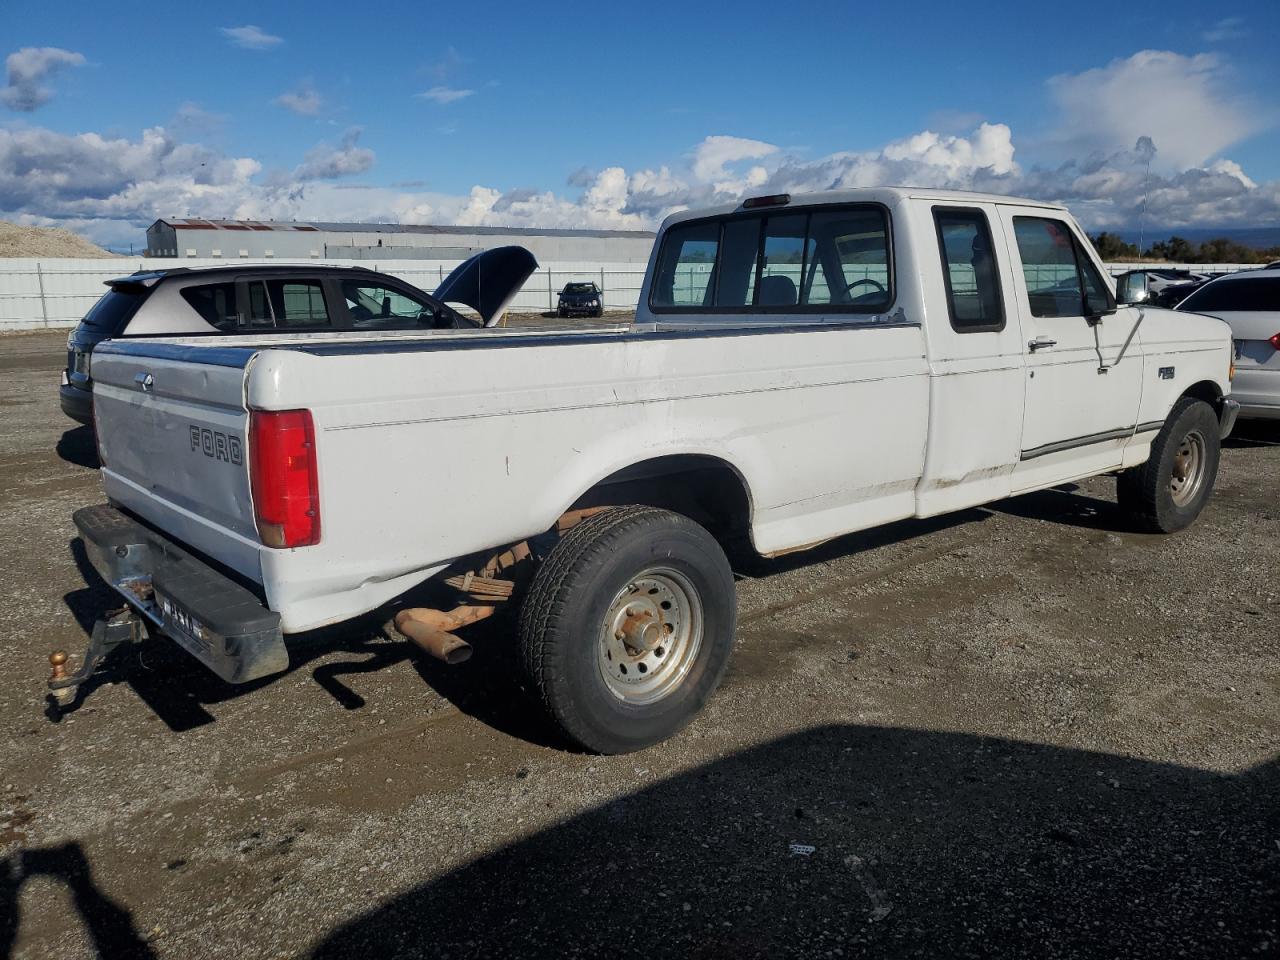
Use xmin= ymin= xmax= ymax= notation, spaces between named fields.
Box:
xmin=2 ymin=0 xmax=1278 ymax=246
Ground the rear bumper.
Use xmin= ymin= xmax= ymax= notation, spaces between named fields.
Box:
xmin=59 ymin=377 xmax=94 ymax=425
xmin=74 ymin=503 xmax=288 ymax=684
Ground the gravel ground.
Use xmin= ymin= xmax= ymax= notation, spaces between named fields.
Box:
xmin=1 ymin=329 xmax=1277 ymax=959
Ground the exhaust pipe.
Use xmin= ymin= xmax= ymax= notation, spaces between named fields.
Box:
xmin=393 ymin=605 xmax=499 ymax=665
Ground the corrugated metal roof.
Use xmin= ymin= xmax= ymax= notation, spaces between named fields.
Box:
xmin=152 ymin=218 xmax=654 ymax=239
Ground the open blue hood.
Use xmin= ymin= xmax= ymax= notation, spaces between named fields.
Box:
xmin=432 ymin=245 xmax=539 ymax=326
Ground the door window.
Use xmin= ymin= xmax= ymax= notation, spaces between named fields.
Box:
xmin=341 ymin=280 xmax=437 ymax=329
xmin=933 ymin=208 xmax=1004 ymax=332
xmin=245 ymin=279 xmax=333 ymax=328
xmin=1013 ymin=217 xmax=1114 ymax=318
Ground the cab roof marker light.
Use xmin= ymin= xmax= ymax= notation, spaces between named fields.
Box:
xmin=742 ymin=194 xmax=791 ymax=209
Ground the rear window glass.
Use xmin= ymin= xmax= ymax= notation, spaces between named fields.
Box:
xmin=80 ymin=289 xmax=145 ymax=335
xmin=649 ymin=205 xmax=892 ymax=313
xmin=1179 ymin=277 xmax=1280 ymax=313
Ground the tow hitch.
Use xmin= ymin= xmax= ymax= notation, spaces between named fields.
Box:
xmin=47 ymin=606 xmax=143 ymax=712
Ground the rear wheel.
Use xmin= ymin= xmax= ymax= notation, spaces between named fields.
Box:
xmin=519 ymin=506 xmax=736 ymax=753
xmin=1117 ymin=397 xmax=1220 ymax=533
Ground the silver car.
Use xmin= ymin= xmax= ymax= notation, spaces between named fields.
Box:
xmin=1177 ymin=269 xmax=1280 ymax=420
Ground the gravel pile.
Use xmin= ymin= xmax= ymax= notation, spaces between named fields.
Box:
xmin=0 ymin=220 xmax=112 ymax=258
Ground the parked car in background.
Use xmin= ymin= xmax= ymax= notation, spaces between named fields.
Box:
xmin=557 ymin=281 xmax=604 ymax=318
xmin=1176 ymin=268 xmax=1280 ymax=419
xmin=58 ymin=248 xmax=537 ymax=423
xmin=61 ymin=188 xmax=1237 ymax=754
xmin=1113 ymin=268 xmax=1212 ymax=308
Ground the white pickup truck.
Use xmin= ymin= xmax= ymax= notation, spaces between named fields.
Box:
xmin=55 ymin=188 xmax=1239 ymax=754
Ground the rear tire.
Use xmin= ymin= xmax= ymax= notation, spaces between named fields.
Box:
xmin=519 ymin=506 xmax=736 ymax=754
xmin=1117 ymin=397 xmax=1220 ymax=533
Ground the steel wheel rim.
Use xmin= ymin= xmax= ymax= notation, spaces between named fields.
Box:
xmin=1169 ymin=429 xmax=1207 ymax=507
xmin=598 ymin=567 xmax=703 ymax=705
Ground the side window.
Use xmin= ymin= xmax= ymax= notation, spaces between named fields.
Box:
xmin=341 ymin=281 xmax=436 ymax=329
xmin=1013 ymin=217 xmax=1113 ymax=318
xmin=933 ymin=208 xmax=1004 ymax=332
xmin=273 ymin=281 xmax=329 ymax=327
xmin=803 ymin=209 xmax=891 ymax=310
xmin=181 ymin=282 xmax=239 ymax=331
xmin=651 ymin=222 xmax=719 ymax=308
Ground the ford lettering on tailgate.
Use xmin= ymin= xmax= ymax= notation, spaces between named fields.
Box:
xmin=190 ymin=425 xmax=243 ymax=465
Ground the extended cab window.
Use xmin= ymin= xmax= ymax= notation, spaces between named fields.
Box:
xmin=650 ymin=205 xmax=891 ymax=314
xmin=342 ymin=280 xmax=437 ymax=329
xmin=1013 ymin=217 xmax=1113 ymax=318
xmin=934 ymin=208 xmax=1004 ymax=332
xmin=181 ymin=282 xmax=238 ymax=331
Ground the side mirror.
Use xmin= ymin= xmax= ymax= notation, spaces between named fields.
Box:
xmin=1116 ymin=272 xmax=1149 ymax=305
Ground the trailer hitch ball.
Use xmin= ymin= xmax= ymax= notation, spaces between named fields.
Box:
xmin=48 ymin=651 xmax=76 ymax=706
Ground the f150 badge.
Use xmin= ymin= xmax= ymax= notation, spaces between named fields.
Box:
xmin=190 ymin=426 xmax=243 ymax=465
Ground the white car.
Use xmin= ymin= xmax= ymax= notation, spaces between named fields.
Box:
xmin=59 ymin=187 xmax=1238 ymax=753
xmin=1176 ymin=268 xmax=1280 ymax=419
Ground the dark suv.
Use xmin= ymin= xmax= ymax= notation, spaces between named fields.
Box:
xmin=59 ymin=249 xmax=537 ymax=423
xmin=557 ymin=281 xmax=603 ymax=318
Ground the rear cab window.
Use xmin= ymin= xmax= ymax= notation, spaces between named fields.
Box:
xmin=245 ymin=279 xmax=333 ymax=329
xmin=649 ymin=203 xmax=892 ymax=316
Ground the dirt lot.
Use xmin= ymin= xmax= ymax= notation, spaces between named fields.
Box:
xmin=1 ymin=329 xmax=1277 ymax=959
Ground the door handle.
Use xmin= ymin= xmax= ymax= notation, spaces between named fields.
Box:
xmin=1028 ymin=337 xmax=1057 ymax=353
xmin=134 ymin=371 xmax=154 ymax=392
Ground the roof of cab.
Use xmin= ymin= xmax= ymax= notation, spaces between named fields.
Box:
xmin=105 ymin=262 xmax=379 ymax=288
xmin=658 ymin=187 xmax=1068 ymax=231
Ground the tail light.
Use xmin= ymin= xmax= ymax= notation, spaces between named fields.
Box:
xmin=249 ymin=409 xmax=320 ymax=548
xmin=1270 ymin=333 xmax=1280 ymax=351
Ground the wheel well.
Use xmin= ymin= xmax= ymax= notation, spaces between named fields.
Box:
xmin=1181 ymin=380 xmax=1223 ymax=408
xmin=566 ymin=455 xmax=753 ymax=550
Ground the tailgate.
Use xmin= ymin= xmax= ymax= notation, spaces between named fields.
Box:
xmin=91 ymin=342 xmax=263 ymax=581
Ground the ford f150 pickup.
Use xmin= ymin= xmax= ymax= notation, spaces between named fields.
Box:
xmin=52 ymin=188 xmax=1239 ymax=754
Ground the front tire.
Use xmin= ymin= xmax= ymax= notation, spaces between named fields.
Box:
xmin=519 ymin=506 xmax=736 ymax=754
xmin=1117 ymin=397 xmax=1220 ymax=533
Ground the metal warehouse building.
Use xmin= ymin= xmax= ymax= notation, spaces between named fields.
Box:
xmin=145 ymin=219 xmax=656 ymax=263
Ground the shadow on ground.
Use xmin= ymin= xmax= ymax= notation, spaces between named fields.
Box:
xmin=56 ymin=425 xmax=99 ymax=470
xmin=1225 ymin=419 xmax=1280 ymax=450
xmin=306 ymin=725 xmax=1279 ymax=959
xmin=0 ymin=842 xmax=156 ymax=960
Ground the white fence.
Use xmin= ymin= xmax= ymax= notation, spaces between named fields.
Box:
xmin=0 ymin=256 xmax=1259 ymax=334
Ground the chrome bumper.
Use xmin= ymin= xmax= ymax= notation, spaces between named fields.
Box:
xmin=1219 ymin=398 xmax=1240 ymax=440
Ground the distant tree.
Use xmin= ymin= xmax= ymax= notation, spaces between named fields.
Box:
xmin=1090 ymin=232 xmax=1139 ymax=261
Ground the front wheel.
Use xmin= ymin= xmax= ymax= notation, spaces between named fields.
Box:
xmin=1117 ymin=397 xmax=1221 ymax=533
xmin=519 ymin=505 xmax=736 ymax=753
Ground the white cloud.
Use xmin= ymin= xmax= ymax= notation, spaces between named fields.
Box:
xmin=0 ymin=47 xmax=85 ymax=111
xmin=275 ymin=85 xmax=323 ymax=116
xmin=1046 ymin=50 xmax=1258 ymax=170
xmin=2 ymin=46 xmax=1278 ymax=249
xmin=417 ymin=86 xmax=475 ymax=105
xmin=219 ymin=25 xmax=283 ymax=50
xmin=292 ymin=129 xmax=374 ymax=180
xmin=1203 ymin=16 xmax=1246 ymax=43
